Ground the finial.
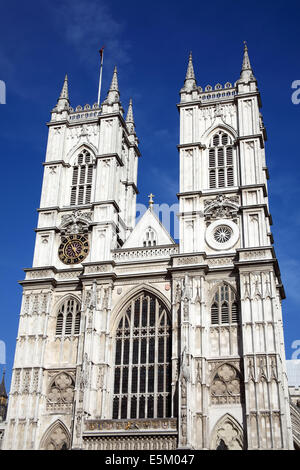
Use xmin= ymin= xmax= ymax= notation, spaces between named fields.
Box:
xmin=148 ymin=193 xmax=155 ymax=208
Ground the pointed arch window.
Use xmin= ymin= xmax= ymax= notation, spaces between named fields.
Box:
xmin=210 ymin=284 xmax=239 ymax=325
xmin=208 ymin=132 xmax=234 ymax=189
xmin=55 ymin=298 xmax=81 ymax=336
xmin=70 ymin=149 xmax=94 ymax=206
xmin=112 ymin=292 xmax=172 ymax=420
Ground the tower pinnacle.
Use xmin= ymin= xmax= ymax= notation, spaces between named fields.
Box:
xmin=110 ymin=66 xmax=119 ymax=92
xmin=126 ymin=98 xmax=135 ymax=134
xmin=239 ymin=41 xmax=256 ymax=83
xmin=183 ymin=51 xmax=197 ymax=91
xmin=0 ymin=370 xmax=7 ymax=399
xmin=56 ymin=74 xmax=70 ymax=112
xmin=105 ymin=66 xmax=121 ymax=104
xmin=59 ymin=74 xmax=69 ymax=100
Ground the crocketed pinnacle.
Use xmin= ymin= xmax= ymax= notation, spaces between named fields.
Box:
xmin=186 ymin=51 xmax=196 ymax=80
xmin=239 ymin=41 xmax=256 ymax=82
xmin=109 ymin=66 xmax=119 ymax=92
xmin=126 ymin=98 xmax=135 ymax=134
xmin=0 ymin=370 xmax=7 ymax=398
xmin=59 ymin=74 xmax=69 ymax=101
xmin=105 ymin=66 xmax=120 ymax=104
xmin=183 ymin=51 xmax=197 ymax=91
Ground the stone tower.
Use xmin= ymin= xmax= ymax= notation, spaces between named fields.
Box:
xmin=176 ymin=44 xmax=293 ymax=449
xmin=3 ymin=45 xmax=294 ymax=450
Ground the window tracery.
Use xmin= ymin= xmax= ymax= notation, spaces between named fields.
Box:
xmin=112 ymin=292 xmax=172 ymax=420
xmin=55 ymin=298 xmax=81 ymax=336
xmin=211 ymin=284 xmax=239 ymax=325
xmin=208 ymin=131 xmax=234 ymax=189
xmin=211 ymin=364 xmax=243 ymax=405
xmin=70 ymin=149 xmax=94 ymax=206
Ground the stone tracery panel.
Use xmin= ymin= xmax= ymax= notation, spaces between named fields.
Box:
xmin=210 ymin=363 xmax=243 ymax=405
xmin=47 ymin=371 xmax=75 ymax=411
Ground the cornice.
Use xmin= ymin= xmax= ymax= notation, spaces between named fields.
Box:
xmin=43 ymin=160 xmax=71 ymax=168
xmin=177 ymin=142 xmax=206 ymax=150
xmin=240 ymin=203 xmax=272 ymax=223
xmin=237 ymin=133 xmax=265 ymax=149
xmin=96 ymin=153 xmax=123 ymax=167
xmin=92 ymin=200 xmax=120 ymax=213
xmin=121 ymin=181 xmax=139 ymax=194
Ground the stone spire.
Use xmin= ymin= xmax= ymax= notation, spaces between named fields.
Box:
xmin=59 ymin=74 xmax=69 ymax=100
xmin=183 ymin=51 xmax=197 ymax=91
xmin=126 ymin=98 xmax=135 ymax=134
xmin=106 ymin=66 xmax=120 ymax=103
xmin=0 ymin=370 xmax=7 ymax=422
xmin=239 ymin=41 xmax=256 ymax=82
xmin=0 ymin=370 xmax=7 ymax=399
xmin=56 ymin=74 xmax=70 ymax=111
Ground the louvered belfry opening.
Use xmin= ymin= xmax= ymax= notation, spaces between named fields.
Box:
xmin=208 ymin=132 xmax=234 ymax=189
xmin=112 ymin=292 xmax=172 ymax=420
xmin=55 ymin=298 xmax=81 ymax=336
xmin=210 ymin=284 xmax=239 ymax=325
xmin=70 ymin=149 xmax=93 ymax=206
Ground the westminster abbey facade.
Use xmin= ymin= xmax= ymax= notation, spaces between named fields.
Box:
xmin=2 ymin=44 xmax=296 ymax=450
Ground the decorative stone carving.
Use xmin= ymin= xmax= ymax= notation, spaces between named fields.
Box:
xmin=85 ymin=418 xmax=177 ymax=432
xmin=47 ymin=372 xmax=75 ymax=409
xmin=26 ymin=270 xmax=53 ymax=280
xmin=40 ymin=421 xmax=71 ymax=450
xmin=204 ymin=194 xmax=239 ymax=222
xmin=113 ymin=246 xmax=178 ymax=262
xmin=82 ymin=434 xmax=177 ymax=451
xmin=210 ymin=363 xmax=243 ymax=404
xmin=211 ymin=415 xmax=244 ymax=450
xmin=60 ymin=210 xmax=92 ymax=235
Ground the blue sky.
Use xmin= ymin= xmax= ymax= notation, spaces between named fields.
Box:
xmin=1 ymin=0 xmax=300 ymax=390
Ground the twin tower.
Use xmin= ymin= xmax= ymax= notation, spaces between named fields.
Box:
xmin=3 ymin=44 xmax=294 ymax=450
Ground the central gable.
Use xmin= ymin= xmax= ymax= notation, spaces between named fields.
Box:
xmin=123 ymin=208 xmax=175 ymax=249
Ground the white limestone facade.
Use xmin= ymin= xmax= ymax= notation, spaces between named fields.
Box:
xmin=3 ymin=44 xmax=295 ymax=450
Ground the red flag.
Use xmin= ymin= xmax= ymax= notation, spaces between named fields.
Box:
xmin=99 ymin=46 xmax=104 ymax=59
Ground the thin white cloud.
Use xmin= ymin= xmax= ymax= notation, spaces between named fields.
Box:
xmin=53 ymin=0 xmax=131 ymax=67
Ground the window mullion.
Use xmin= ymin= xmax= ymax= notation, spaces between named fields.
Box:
xmin=127 ymin=302 xmax=134 ymax=419
xmin=137 ymin=296 xmax=142 ymax=418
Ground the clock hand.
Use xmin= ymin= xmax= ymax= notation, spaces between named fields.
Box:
xmin=68 ymin=244 xmax=76 ymax=257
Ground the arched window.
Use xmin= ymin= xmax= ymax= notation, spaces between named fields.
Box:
xmin=55 ymin=298 xmax=81 ymax=336
xmin=70 ymin=149 xmax=93 ymax=206
xmin=208 ymin=132 xmax=234 ymax=189
xmin=210 ymin=284 xmax=239 ymax=325
xmin=143 ymin=227 xmax=157 ymax=247
xmin=112 ymin=292 xmax=172 ymax=420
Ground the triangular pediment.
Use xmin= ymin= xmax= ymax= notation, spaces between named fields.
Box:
xmin=123 ymin=208 xmax=175 ymax=249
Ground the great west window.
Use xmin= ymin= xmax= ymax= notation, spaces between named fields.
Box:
xmin=112 ymin=292 xmax=172 ymax=420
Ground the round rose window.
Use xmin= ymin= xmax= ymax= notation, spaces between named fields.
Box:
xmin=205 ymin=219 xmax=239 ymax=251
xmin=213 ymin=225 xmax=232 ymax=243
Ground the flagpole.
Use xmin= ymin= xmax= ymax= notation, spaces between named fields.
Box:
xmin=97 ymin=47 xmax=104 ymax=106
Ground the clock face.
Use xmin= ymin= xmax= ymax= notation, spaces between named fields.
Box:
xmin=58 ymin=234 xmax=89 ymax=265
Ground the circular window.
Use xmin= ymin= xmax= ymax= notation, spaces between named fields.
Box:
xmin=205 ymin=219 xmax=239 ymax=251
xmin=213 ymin=225 xmax=232 ymax=243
